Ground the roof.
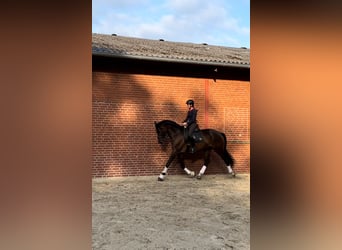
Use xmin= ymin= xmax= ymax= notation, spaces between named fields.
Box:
xmin=92 ymin=33 xmax=250 ymax=68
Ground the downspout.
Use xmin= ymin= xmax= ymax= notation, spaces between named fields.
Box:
xmin=204 ymin=79 xmax=209 ymax=128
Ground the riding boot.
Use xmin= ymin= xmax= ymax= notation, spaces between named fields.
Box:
xmin=187 ymin=137 xmax=195 ymax=153
xmin=190 ymin=142 xmax=195 ymax=154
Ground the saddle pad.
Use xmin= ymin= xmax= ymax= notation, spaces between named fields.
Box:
xmin=192 ymin=131 xmax=203 ymax=142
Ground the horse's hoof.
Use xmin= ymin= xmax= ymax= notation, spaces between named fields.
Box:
xmin=196 ymin=175 xmax=202 ymax=180
xmin=188 ymin=171 xmax=195 ymax=178
xmin=231 ymin=173 xmax=236 ymax=178
xmin=158 ymin=177 xmax=164 ymax=181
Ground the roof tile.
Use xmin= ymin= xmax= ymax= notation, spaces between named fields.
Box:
xmin=92 ymin=33 xmax=250 ymax=66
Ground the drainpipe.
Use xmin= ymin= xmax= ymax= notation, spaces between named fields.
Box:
xmin=204 ymin=79 xmax=209 ymax=128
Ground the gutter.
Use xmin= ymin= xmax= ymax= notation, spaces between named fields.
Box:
xmin=92 ymin=52 xmax=250 ymax=69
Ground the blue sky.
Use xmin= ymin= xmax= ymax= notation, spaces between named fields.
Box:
xmin=92 ymin=0 xmax=250 ymax=48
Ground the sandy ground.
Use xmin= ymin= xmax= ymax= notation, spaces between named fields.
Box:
xmin=92 ymin=174 xmax=250 ymax=250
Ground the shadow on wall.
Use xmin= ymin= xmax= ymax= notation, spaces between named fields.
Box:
xmin=92 ymin=71 xmax=242 ymax=177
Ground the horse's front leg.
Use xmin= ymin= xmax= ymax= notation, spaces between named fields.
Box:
xmin=178 ymin=154 xmax=195 ymax=178
xmin=158 ymin=152 xmax=176 ymax=181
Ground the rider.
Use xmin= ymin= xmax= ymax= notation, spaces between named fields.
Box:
xmin=182 ymin=99 xmax=198 ymax=153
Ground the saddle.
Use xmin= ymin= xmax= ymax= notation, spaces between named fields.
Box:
xmin=183 ymin=125 xmax=203 ymax=154
xmin=185 ymin=125 xmax=203 ymax=143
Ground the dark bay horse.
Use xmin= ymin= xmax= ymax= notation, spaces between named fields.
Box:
xmin=154 ymin=120 xmax=235 ymax=181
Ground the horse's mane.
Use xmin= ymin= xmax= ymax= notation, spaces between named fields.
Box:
xmin=157 ymin=120 xmax=182 ymax=129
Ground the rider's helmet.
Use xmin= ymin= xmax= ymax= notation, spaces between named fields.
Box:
xmin=186 ymin=99 xmax=194 ymax=106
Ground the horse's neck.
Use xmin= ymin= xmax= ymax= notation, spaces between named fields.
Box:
xmin=166 ymin=125 xmax=182 ymax=139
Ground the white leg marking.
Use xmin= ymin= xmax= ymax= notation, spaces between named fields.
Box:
xmin=158 ymin=166 xmax=168 ymax=180
xmin=199 ymin=165 xmax=207 ymax=175
xmin=184 ymin=167 xmax=191 ymax=175
xmin=184 ymin=167 xmax=195 ymax=177
xmin=227 ymin=165 xmax=233 ymax=174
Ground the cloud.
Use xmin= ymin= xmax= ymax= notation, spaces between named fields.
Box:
xmin=92 ymin=0 xmax=249 ymax=47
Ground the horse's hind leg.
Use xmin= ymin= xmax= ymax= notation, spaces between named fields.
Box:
xmin=197 ymin=150 xmax=211 ymax=179
xmin=223 ymin=150 xmax=236 ymax=177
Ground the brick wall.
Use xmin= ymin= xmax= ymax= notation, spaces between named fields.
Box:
xmin=93 ymin=72 xmax=250 ymax=177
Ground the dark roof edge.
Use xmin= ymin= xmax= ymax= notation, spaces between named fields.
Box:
xmin=93 ymin=52 xmax=250 ymax=69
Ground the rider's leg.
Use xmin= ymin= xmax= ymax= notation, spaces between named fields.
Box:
xmin=187 ymin=123 xmax=196 ymax=153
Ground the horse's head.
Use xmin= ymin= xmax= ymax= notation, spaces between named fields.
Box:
xmin=155 ymin=120 xmax=182 ymax=144
xmin=154 ymin=121 xmax=167 ymax=144
xmin=154 ymin=121 xmax=176 ymax=144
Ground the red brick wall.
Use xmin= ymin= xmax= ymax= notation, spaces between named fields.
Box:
xmin=93 ymin=72 xmax=250 ymax=177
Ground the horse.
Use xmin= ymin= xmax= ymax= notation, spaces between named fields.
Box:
xmin=154 ymin=120 xmax=235 ymax=181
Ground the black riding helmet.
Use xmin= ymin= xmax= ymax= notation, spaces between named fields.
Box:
xmin=186 ymin=99 xmax=194 ymax=106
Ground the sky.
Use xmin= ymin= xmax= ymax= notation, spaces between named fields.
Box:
xmin=92 ymin=0 xmax=250 ymax=48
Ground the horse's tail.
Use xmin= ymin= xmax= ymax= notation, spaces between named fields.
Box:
xmin=221 ymin=132 xmax=235 ymax=167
